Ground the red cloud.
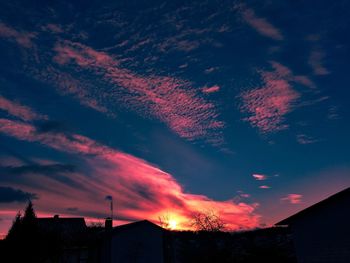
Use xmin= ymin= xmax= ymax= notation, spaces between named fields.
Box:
xmin=0 ymin=118 xmax=260 ymax=231
xmin=252 ymin=174 xmax=267 ymax=181
xmin=259 ymin=185 xmax=270 ymax=189
xmin=202 ymin=85 xmax=220 ymax=94
xmin=240 ymin=62 xmax=302 ymax=133
xmin=32 ymin=66 xmax=109 ymax=114
xmin=240 ymin=6 xmax=283 ymax=41
xmin=52 ymin=41 xmax=224 ymax=144
xmin=308 ymin=49 xmax=330 ymax=75
xmin=281 ymin=194 xmax=302 ymax=204
xmin=0 ymin=96 xmax=47 ymax=121
xmin=0 ymin=23 xmax=36 ymax=48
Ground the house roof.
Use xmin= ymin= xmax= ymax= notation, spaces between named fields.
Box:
xmin=112 ymin=220 xmax=164 ymax=233
xmin=37 ymin=215 xmax=87 ymax=235
xmin=276 ymin=187 xmax=350 ymax=226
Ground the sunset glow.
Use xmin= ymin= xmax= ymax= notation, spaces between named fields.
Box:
xmin=169 ymin=220 xmax=178 ymax=230
xmin=0 ymin=0 xmax=349 ymax=239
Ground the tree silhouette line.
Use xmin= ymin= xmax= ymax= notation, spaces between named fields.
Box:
xmin=3 ymin=201 xmax=69 ymax=262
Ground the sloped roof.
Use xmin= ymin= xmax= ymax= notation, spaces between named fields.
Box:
xmin=112 ymin=220 xmax=164 ymax=233
xmin=37 ymin=216 xmax=87 ymax=240
xmin=38 ymin=217 xmax=86 ymax=229
xmin=276 ymin=187 xmax=350 ymax=226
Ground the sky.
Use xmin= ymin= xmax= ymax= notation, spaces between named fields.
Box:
xmin=0 ymin=0 xmax=349 ymax=237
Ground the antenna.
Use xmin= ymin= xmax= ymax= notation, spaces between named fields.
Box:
xmin=105 ymin=195 xmax=113 ymax=219
xmin=111 ymin=197 xmax=113 ymax=219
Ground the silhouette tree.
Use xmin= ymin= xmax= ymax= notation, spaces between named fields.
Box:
xmin=6 ymin=211 xmax=22 ymax=241
xmin=4 ymin=201 xmax=40 ymax=262
xmin=21 ymin=200 xmax=38 ymax=240
xmin=191 ymin=210 xmax=225 ymax=232
xmin=158 ymin=214 xmax=171 ymax=229
xmin=22 ymin=200 xmax=36 ymax=224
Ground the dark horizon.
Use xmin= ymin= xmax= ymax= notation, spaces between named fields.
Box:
xmin=1 ymin=0 xmax=350 ymax=238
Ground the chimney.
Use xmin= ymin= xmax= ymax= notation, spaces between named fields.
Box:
xmin=54 ymin=214 xmax=59 ymax=219
xmin=105 ymin=217 xmax=113 ymax=231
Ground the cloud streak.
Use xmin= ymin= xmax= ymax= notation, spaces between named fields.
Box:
xmin=240 ymin=6 xmax=283 ymax=41
xmin=281 ymin=194 xmax=302 ymax=204
xmin=53 ymin=41 xmax=224 ymax=144
xmin=202 ymin=85 xmax=220 ymax=94
xmin=239 ymin=61 xmax=317 ymax=133
xmin=240 ymin=62 xmax=301 ymax=132
xmin=0 ymin=117 xmax=259 ymax=230
xmin=308 ymin=49 xmax=330 ymax=75
xmin=0 ymin=96 xmax=47 ymax=121
xmin=0 ymin=23 xmax=35 ymax=48
xmin=252 ymin=174 xmax=267 ymax=181
xmin=296 ymin=134 xmax=319 ymax=145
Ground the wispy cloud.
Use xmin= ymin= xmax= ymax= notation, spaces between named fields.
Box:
xmin=327 ymin=106 xmax=340 ymax=120
xmin=240 ymin=62 xmax=301 ymax=133
xmin=0 ymin=117 xmax=259 ymax=230
xmin=202 ymin=85 xmax=220 ymax=94
xmin=259 ymin=185 xmax=271 ymax=189
xmin=239 ymin=6 xmax=283 ymax=41
xmin=0 ymin=23 xmax=36 ymax=48
xmin=252 ymin=174 xmax=267 ymax=181
xmin=33 ymin=66 xmax=109 ymax=114
xmin=204 ymin=67 xmax=219 ymax=74
xmin=239 ymin=61 xmax=318 ymax=133
xmin=296 ymin=134 xmax=319 ymax=144
xmin=308 ymin=49 xmax=330 ymax=75
xmin=41 ymin=24 xmax=63 ymax=34
xmin=0 ymin=95 xmax=47 ymax=121
xmin=53 ymin=41 xmax=224 ymax=144
xmin=281 ymin=194 xmax=302 ymax=204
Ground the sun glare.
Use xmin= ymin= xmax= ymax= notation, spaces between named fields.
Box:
xmin=169 ymin=219 xmax=177 ymax=230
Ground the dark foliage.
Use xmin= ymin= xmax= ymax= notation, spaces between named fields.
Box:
xmin=2 ymin=201 xmax=90 ymax=262
xmin=170 ymin=227 xmax=297 ymax=263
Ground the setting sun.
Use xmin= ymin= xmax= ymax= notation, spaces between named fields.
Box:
xmin=168 ymin=219 xmax=177 ymax=230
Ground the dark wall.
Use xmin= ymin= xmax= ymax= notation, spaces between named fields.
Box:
xmin=291 ymin=197 xmax=350 ymax=263
xmin=111 ymin=225 xmax=164 ymax=263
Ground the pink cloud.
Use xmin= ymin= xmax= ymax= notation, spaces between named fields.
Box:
xmin=308 ymin=49 xmax=330 ymax=75
xmin=240 ymin=61 xmax=306 ymax=133
xmin=204 ymin=67 xmax=219 ymax=74
xmin=32 ymin=66 xmax=109 ymax=114
xmin=0 ymin=23 xmax=36 ymax=48
xmin=270 ymin=61 xmax=316 ymax=89
xmin=259 ymin=185 xmax=270 ymax=189
xmin=293 ymin=75 xmax=316 ymax=89
xmin=281 ymin=194 xmax=302 ymax=204
xmin=237 ymin=190 xmax=251 ymax=198
xmin=41 ymin=24 xmax=63 ymax=33
xmin=0 ymin=96 xmax=47 ymax=121
xmin=52 ymin=41 xmax=224 ymax=144
xmin=240 ymin=193 xmax=251 ymax=198
xmin=252 ymin=174 xmax=267 ymax=181
xmin=240 ymin=7 xmax=283 ymax=41
xmin=0 ymin=118 xmax=260 ymax=231
xmin=202 ymin=85 xmax=220 ymax=94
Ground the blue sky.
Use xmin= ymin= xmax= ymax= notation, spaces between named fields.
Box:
xmin=0 ymin=0 xmax=349 ymax=235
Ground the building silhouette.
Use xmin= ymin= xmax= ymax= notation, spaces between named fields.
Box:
xmin=276 ymin=187 xmax=350 ymax=263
